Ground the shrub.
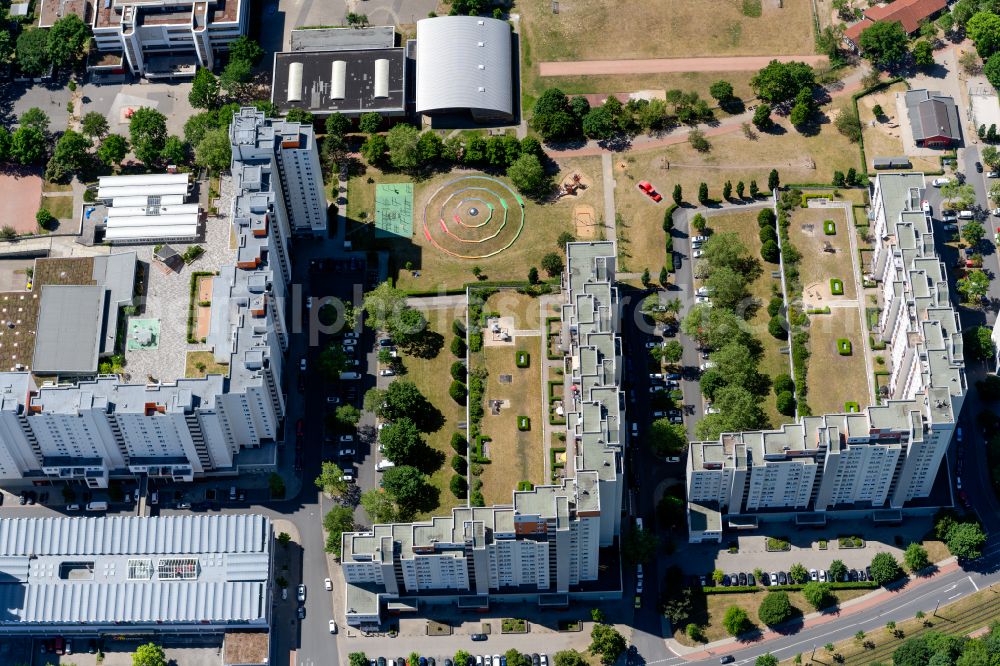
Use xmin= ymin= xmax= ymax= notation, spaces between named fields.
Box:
xmin=830 ymin=278 xmax=844 ymax=295
xmin=761 ymin=239 xmax=780 ymax=263
xmin=452 ymin=319 xmax=466 ymax=337
xmin=516 ymin=350 xmax=530 ymax=368
xmin=449 ymin=380 xmax=468 ymax=404
xmin=518 ymin=416 xmax=531 ymax=431
xmin=450 ymin=474 xmax=468 ymax=498
xmin=767 ymin=297 xmax=784 ymax=317
xmin=758 ymin=591 xmax=793 ymax=626
xmin=869 ymin=552 xmax=902 ymax=586
xmin=469 ymin=331 xmax=483 ymax=352
xmin=845 ymin=401 xmax=860 ymax=412
xmin=451 ymin=455 xmax=468 ymax=474
xmin=450 ymin=432 xmax=468 ymax=454
xmin=773 ymin=374 xmax=794 ymax=395
xmin=759 ymin=225 xmax=778 ymax=245
xmin=450 ymin=361 xmax=466 ymax=381
xmin=451 ymin=336 xmax=467 ymax=357
xmin=722 ymin=606 xmax=752 ymax=636
xmin=837 ymin=339 xmax=852 ymax=355
xmin=757 ymin=208 xmax=776 ymax=228
xmin=36 ymin=208 xmax=57 ymax=230
xmin=776 ymin=391 xmax=796 ymax=416
xmin=801 ymin=582 xmax=834 ymax=610
xmin=766 ymin=537 xmax=790 ymax=551
xmin=769 ymin=315 xmax=788 ymax=339
xmin=685 ymin=623 xmax=704 ymax=642
xmin=824 ymin=220 xmax=837 ymax=235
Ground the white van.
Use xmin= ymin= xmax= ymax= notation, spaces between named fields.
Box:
xmin=958 ymin=210 xmax=975 ymax=219
xmin=376 ymin=459 xmax=396 ymax=472
xmin=85 ymin=501 xmax=108 ymax=511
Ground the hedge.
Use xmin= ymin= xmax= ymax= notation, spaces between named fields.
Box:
xmin=801 ymin=192 xmax=832 ymax=207
xmin=845 ymin=401 xmax=860 ymax=412
xmin=824 ymin=220 xmax=836 ymax=235
xmin=702 ymin=585 xmax=760 ymax=594
xmin=517 ymin=416 xmax=530 ymax=431
xmin=806 ymin=306 xmax=831 ymax=314
xmin=545 ymin=316 xmax=562 ymax=360
xmin=550 ymin=446 xmax=566 ymax=469
xmin=830 ymin=278 xmax=844 ymax=295
xmin=516 ymin=350 xmax=530 ymax=368
xmin=838 ymin=338 xmax=852 ymax=355
xmin=547 ymin=380 xmax=563 ymax=399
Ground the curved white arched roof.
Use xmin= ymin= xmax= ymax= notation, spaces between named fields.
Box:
xmin=415 ymin=16 xmax=513 ymax=119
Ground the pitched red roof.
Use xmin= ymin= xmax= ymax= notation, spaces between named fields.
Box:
xmin=844 ymin=0 xmax=947 ymax=44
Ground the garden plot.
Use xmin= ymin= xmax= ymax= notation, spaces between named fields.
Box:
xmin=806 ymin=307 xmax=871 ymax=415
xmin=789 ymin=208 xmax=858 ymax=305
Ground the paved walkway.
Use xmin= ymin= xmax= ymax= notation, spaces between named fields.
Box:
xmin=540 ymin=55 xmax=829 ymax=77
xmin=601 ymin=153 xmax=616 ymax=239
xmin=544 ymin=64 xmax=872 ymax=159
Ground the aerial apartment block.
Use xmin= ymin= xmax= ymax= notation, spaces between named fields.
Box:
xmin=0 ymin=109 xmax=321 ymax=487
xmin=339 ymin=242 xmax=624 ymax=628
xmin=686 ymin=173 xmax=965 ymax=542
xmin=0 ymin=514 xmax=273 ymax=638
xmin=39 ymin=0 xmax=248 ymax=78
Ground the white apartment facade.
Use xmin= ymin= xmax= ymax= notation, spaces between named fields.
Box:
xmin=339 ymin=242 xmax=624 ymax=628
xmin=0 ymin=109 xmax=322 ymax=487
xmin=686 ymin=173 xmax=965 ymax=542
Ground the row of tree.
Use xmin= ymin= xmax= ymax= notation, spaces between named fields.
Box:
xmin=3 ymin=14 xmax=91 ymax=77
xmin=187 ymin=37 xmax=266 ymax=109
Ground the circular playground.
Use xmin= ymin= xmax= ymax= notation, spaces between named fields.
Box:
xmin=421 ymin=175 xmax=526 ymax=260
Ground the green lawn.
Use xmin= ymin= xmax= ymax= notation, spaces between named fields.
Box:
xmin=40 ymin=195 xmax=74 ymax=220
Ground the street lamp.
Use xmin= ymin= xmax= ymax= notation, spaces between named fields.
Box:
xmin=934 ymin=598 xmax=941 ymax=616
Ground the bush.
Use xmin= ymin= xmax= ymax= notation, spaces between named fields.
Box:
xmin=759 ymin=225 xmax=778 ymax=245
xmin=845 ymin=401 xmax=860 ymax=412
xmin=469 ymin=331 xmax=483 ymax=352
xmin=830 ymin=278 xmax=844 ymax=295
xmin=768 ymin=315 xmax=788 ymax=339
xmin=516 ymin=350 xmax=530 ymax=368
xmin=758 ymin=591 xmax=793 ymax=626
xmin=776 ymin=391 xmax=796 ymax=416
xmin=801 ymin=582 xmax=834 ymax=610
xmin=451 ymin=336 xmax=467 ymax=357
xmin=869 ymin=552 xmax=902 ymax=586
xmin=837 ymin=338 xmax=852 ymax=355
xmin=451 ymin=432 xmax=468 ymax=454
xmin=722 ymin=606 xmax=752 ymax=636
xmin=757 ymin=208 xmax=776 ymax=228
xmin=824 ymin=220 xmax=837 ymax=235
xmin=767 ymin=297 xmax=784 ymax=318
xmin=450 ymin=455 xmax=467 ymax=474
xmin=449 ymin=380 xmax=467 ymax=404
xmin=685 ymin=623 xmax=704 ymax=642
xmin=773 ymin=374 xmax=794 ymax=395
xmin=450 ymin=361 xmax=466 ymax=381
xmin=36 ymin=208 xmax=57 ymax=230
xmin=766 ymin=537 xmax=790 ymax=551
xmin=450 ymin=474 xmax=468 ymax=498
xmin=518 ymin=416 xmax=531 ymax=431
xmin=761 ymin=239 xmax=780 ymax=263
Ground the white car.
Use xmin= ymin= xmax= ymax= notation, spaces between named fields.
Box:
xmin=819 ymin=569 xmax=828 ymax=582
xmin=297 ymin=584 xmax=306 ymax=602
xmin=341 ymin=470 xmax=355 ymax=483
xmin=666 ymin=456 xmax=681 ymax=463
xmin=329 ymin=620 xmax=338 ymax=634
xmin=810 ymin=568 xmax=818 ymax=581
xmin=636 ymin=579 xmax=644 ymax=594
xmin=281 ymin=588 xmax=288 ymax=600
xmin=339 ymin=435 xmax=354 ymax=443
xmin=921 ymin=200 xmax=931 ymax=214
xmin=343 ymin=332 xmax=358 ymax=340
xmin=324 ymin=578 xmax=332 ymax=591
xmin=693 ymin=249 xmax=704 ymax=258
xmin=696 ymin=286 xmax=711 ymax=296
xmin=326 ymin=396 xmax=341 ymax=404
xmin=989 ymin=171 xmax=1000 ymax=178
xmin=649 ymin=373 xmax=664 ymax=380
xmin=700 ymin=361 xmax=716 ymax=371
xmin=300 ymin=358 xmax=307 ymax=371
xmin=379 ymin=368 xmax=395 ymax=376
xmin=652 ymin=411 xmax=666 ymax=418
xmin=932 ymin=177 xmax=951 ymax=187
xmin=692 ymin=235 xmax=709 ymax=245
xmin=644 ymin=341 xmax=660 ymax=349
xmin=705 ymin=404 xmax=720 ymax=415
xmin=340 ymin=448 xmax=356 ymax=457
xmin=695 ymin=295 xmax=711 ymax=304
xmin=540 ymin=656 xmax=548 ymax=666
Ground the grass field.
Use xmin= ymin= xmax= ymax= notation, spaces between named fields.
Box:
xmin=184 ymin=351 xmax=230 ymax=379
xmin=615 ymin=175 xmax=670 ymax=281
xmin=777 ymin=583 xmax=1000 ymax=665
xmin=40 ymin=195 xmax=74 ymax=220
xmin=701 ymin=209 xmax=788 ymax=426
xmin=854 ymin=84 xmax=941 ymax=173
xmin=400 ymin=316 xmax=468 ymax=520
xmin=674 ymin=588 xmax=873 ymax=646
xmin=485 ymin=291 xmax=545 ymax=331
xmin=520 ymin=0 xmax=816 ymax=62
xmin=807 ymin=308 xmax=871 ymax=414
xmin=349 ymin=166 xmax=589 ymax=292
xmin=479 ymin=338 xmax=544 ymax=505
xmin=790 ymin=208 xmax=858 ymax=304
xmin=615 ymin=118 xmax=861 ymax=211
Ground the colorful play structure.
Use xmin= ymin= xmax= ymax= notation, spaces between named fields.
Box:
xmin=421 ymin=175 xmax=526 ymax=259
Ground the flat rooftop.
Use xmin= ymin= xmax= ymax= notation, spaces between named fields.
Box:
xmin=32 ymin=285 xmax=105 ymax=375
xmin=94 ymin=0 xmax=241 ymax=29
xmin=38 ymin=0 xmax=93 ymax=28
xmin=272 ymin=48 xmax=406 ymax=116
xmin=290 ymin=26 xmax=396 ymax=52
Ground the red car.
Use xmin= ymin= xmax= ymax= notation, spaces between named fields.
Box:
xmin=637 ymin=181 xmax=663 ymax=202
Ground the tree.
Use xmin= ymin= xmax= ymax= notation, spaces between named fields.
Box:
xmin=189 ymin=67 xmax=221 ymax=109
xmin=689 ymin=128 xmax=711 ymax=152
xmin=98 ymin=134 xmax=129 ymax=167
xmin=325 ymin=112 xmax=351 ymax=138
xmin=789 ymin=562 xmax=810 ymax=584
xmin=859 ymin=20 xmax=911 ymax=67
xmin=649 ymin=418 xmax=687 ymax=457
xmin=527 ymin=266 xmax=540 ymax=284
xmin=710 ymin=80 xmax=735 ymax=106
xmin=696 ymin=385 xmax=770 ymax=440
xmin=10 ymin=126 xmax=47 ymax=165
xmin=758 ymin=591 xmax=793 ymax=626
xmin=533 ymin=253 xmax=564 ymax=279
xmin=455 ymin=651 xmax=472 ymax=666
xmin=161 ymin=135 xmax=186 ymax=165
xmin=912 ymin=40 xmax=935 ymax=68
xmin=966 ymin=326 xmax=996 ymax=361
xmin=756 ymin=655 xmax=778 ymax=666
xmin=81 ymin=112 xmax=110 ymax=139
xmin=706 ymin=266 xmax=751 ymax=310
xmin=508 ymin=153 xmax=548 ymax=195
xmin=835 ymin=107 xmax=863 ymax=142
xmin=589 ymin=623 xmax=626 ymax=664
xmin=450 ymin=474 xmax=468 ymax=498
xmin=723 ymin=180 xmax=733 ymax=200
xmin=505 ymin=650 xmax=531 ymax=666
xmin=802 ymin=581 xmax=834 ymax=609
xmin=968 ymin=11 xmax=1000 ymax=58
xmin=958 ymin=270 xmax=990 ymax=303
xmin=621 ymin=527 xmax=659 ymax=565
xmin=985 ymin=146 xmax=1000 ymax=173
xmin=47 ymin=14 xmax=90 ymax=68
xmin=359 ymin=112 xmax=382 ymax=135
xmin=45 ymin=129 xmax=91 ymax=181
xmin=335 ymin=404 xmax=361 ymax=428
xmin=20 ymin=107 xmax=50 ymax=134
xmin=229 ymin=35 xmax=264 ymax=66
xmin=381 ymin=381 xmax=438 ymax=430
xmin=663 ymin=340 xmax=683 ymax=364
xmin=557 ymin=231 xmax=576 ymax=248
xmin=904 ymin=542 xmax=930 ymax=572
xmin=947 ymin=521 xmax=987 ymax=559
xmin=893 ymin=637 xmax=932 ymax=666
xmin=16 ymin=29 xmax=50 ymax=76
xmin=349 ymin=654 xmax=369 ymax=666
xmin=360 ymin=489 xmax=396 ymax=524
xmin=194 ymin=128 xmax=231 ymax=171
xmin=36 ymin=208 xmax=56 ymax=230
xmin=220 ymin=56 xmax=253 ymax=91
xmin=361 ymin=134 xmax=388 ymax=164
xmin=698 ymin=182 xmax=709 ymax=205
xmin=986 ymin=53 xmax=1000 ymax=89
xmin=829 ymin=559 xmax=847 ymax=583
xmin=416 ymin=131 xmax=443 ymax=163
xmin=752 ymin=103 xmax=773 ymax=130
xmin=381 ymin=418 xmax=424 ymax=464
xmin=750 ymin=60 xmax=815 ymax=104
xmin=941 ymin=181 xmax=977 ymax=210
xmin=776 ymin=390 xmax=796 ymax=416
xmin=129 ymin=107 xmax=168 ymax=165
xmin=363 ymin=281 xmax=409 ymax=333
xmin=750 ymin=180 xmax=760 ymax=198
xmin=722 ymin=606 xmax=752 ymax=636
xmin=381 ymin=465 xmax=431 ymax=515
xmin=381 ymin=123 xmax=421 ymax=171
xmin=964 ymin=220 xmax=986 ymax=247
xmin=0 ymin=29 xmax=12 ymax=66
xmin=672 ymin=183 xmax=682 ymax=205
xmin=132 ymin=644 xmax=168 ymax=666
xmin=789 ymin=100 xmax=811 ymax=128
xmin=554 ymin=651 xmax=589 ymax=666
xmin=869 ymin=552 xmax=903 ymax=585
xmin=582 ymin=105 xmax=617 ymax=140
xmin=768 ymin=169 xmax=780 ymax=191
xmin=315 ymin=461 xmax=348 ymax=496
xmin=530 ymin=88 xmax=579 ymax=141
xmin=323 ymin=505 xmax=355 ymax=555
xmin=641 ymin=267 xmax=651 ymax=286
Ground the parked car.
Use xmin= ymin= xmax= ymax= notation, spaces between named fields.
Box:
xmin=722 ymin=574 xmax=731 ymax=586
xmin=379 ymin=368 xmax=395 ymax=376
xmin=921 ymin=200 xmax=931 ymax=214
xmin=720 ymin=656 xmax=735 ymax=664
xmin=666 ymin=456 xmax=681 ymax=463
xmin=810 ymin=568 xmax=818 ymax=581
xmin=297 ymin=606 xmax=306 ymax=619
xmin=471 ymin=634 xmax=488 ymax=641
xmin=637 ymin=181 xmax=663 ymax=202
xmin=339 ymin=435 xmax=355 ymax=443
xmin=325 ymin=578 xmax=333 ymax=591
xmin=326 ymin=396 xmax=341 ymax=404
xmin=738 ymin=572 xmax=747 ymax=586
xmin=932 ymin=177 xmax=951 ymax=187
xmin=65 ymin=503 xmax=80 ymax=511
xmin=761 ymin=572 xmax=771 ymax=586
xmin=777 ymin=572 xmax=787 ymax=585
xmin=693 ymin=249 xmax=704 ymax=258
xmin=340 ymin=448 xmax=355 ymax=457
xmin=329 ymin=620 xmax=338 ymax=634
xmin=747 ymin=573 xmax=756 ymax=586
xmin=977 ymin=161 xmax=984 ymax=173
xmin=297 ymin=584 xmax=306 ymax=602
xmin=378 ymin=338 xmax=394 ymax=348
xmin=819 ymin=569 xmax=827 ymax=582
xmin=695 ymin=295 xmax=711 ymax=304
xmin=850 ymin=569 xmax=860 ymax=582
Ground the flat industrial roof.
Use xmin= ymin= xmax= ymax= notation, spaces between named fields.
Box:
xmin=32 ymin=285 xmax=105 ymax=375
xmin=289 ymin=25 xmax=395 ymax=52
xmin=271 ymin=48 xmax=406 ymax=116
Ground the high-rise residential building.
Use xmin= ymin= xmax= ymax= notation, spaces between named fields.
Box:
xmin=0 ymin=109 xmax=321 ymax=487
xmin=339 ymin=242 xmax=624 ymax=629
xmin=40 ymin=0 xmax=249 ymax=78
xmin=686 ymin=173 xmax=965 ymax=542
